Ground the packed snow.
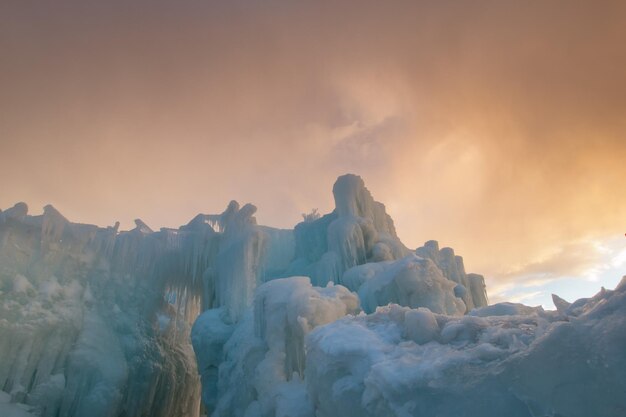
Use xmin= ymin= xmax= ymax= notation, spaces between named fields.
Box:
xmin=1 ymin=174 xmax=624 ymax=417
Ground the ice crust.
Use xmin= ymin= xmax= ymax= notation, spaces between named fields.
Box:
xmin=2 ymin=174 xmax=623 ymax=417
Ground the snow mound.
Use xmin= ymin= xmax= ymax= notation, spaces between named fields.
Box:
xmin=305 ymin=280 xmax=626 ymax=417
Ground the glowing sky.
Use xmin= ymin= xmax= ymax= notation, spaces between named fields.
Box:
xmin=2 ymin=1 xmax=625 ymax=306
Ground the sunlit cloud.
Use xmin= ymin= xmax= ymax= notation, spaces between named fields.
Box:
xmin=611 ymin=248 xmax=626 ymax=269
xmin=1 ymin=1 xmax=625 ymax=303
xmin=489 ymin=236 xmax=626 ymax=308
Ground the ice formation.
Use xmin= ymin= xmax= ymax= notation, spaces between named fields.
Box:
xmin=192 ymin=277 xmax=359 ymax=417
xmin=0 ymin=198 xmax=280 ymax=417
xmin=0 ymin=204 xmax=204 ymax=417
xmin=286 ymin=175 xmax=410 ymax=286
xmin=1 ymin=174 xmax=624 ymax=417
xmin=306 ymin=278 xmax=626 ymax=417
xmin=342 ymin=254 xmax=467 ymax=315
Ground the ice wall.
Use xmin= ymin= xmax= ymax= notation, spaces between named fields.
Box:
xmin=0 ymin=197 xmax=281 ymax=417
xmin=3 ymin=173 xmax=570 ymax=417
xmin=0 ymin=205 xmax=205 ymax=417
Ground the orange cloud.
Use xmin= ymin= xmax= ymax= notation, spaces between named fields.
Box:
xmin=1 ymin=1 xmax=625 ymax=292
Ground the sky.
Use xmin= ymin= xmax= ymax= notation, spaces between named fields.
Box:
xmin=1 ymin=0 xmax=625 ymax=307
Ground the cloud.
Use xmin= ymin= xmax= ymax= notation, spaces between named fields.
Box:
xmin=501 ymin=241 xmax=606 ymax=282
xmin=1 ymin=0 xmax=625 ymax=296
xmin=487 ymin=236 xmax=626 ymax=302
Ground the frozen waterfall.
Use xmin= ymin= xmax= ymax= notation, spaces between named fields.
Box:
xmin=1 ymin=174 xmax=623 ymax=417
